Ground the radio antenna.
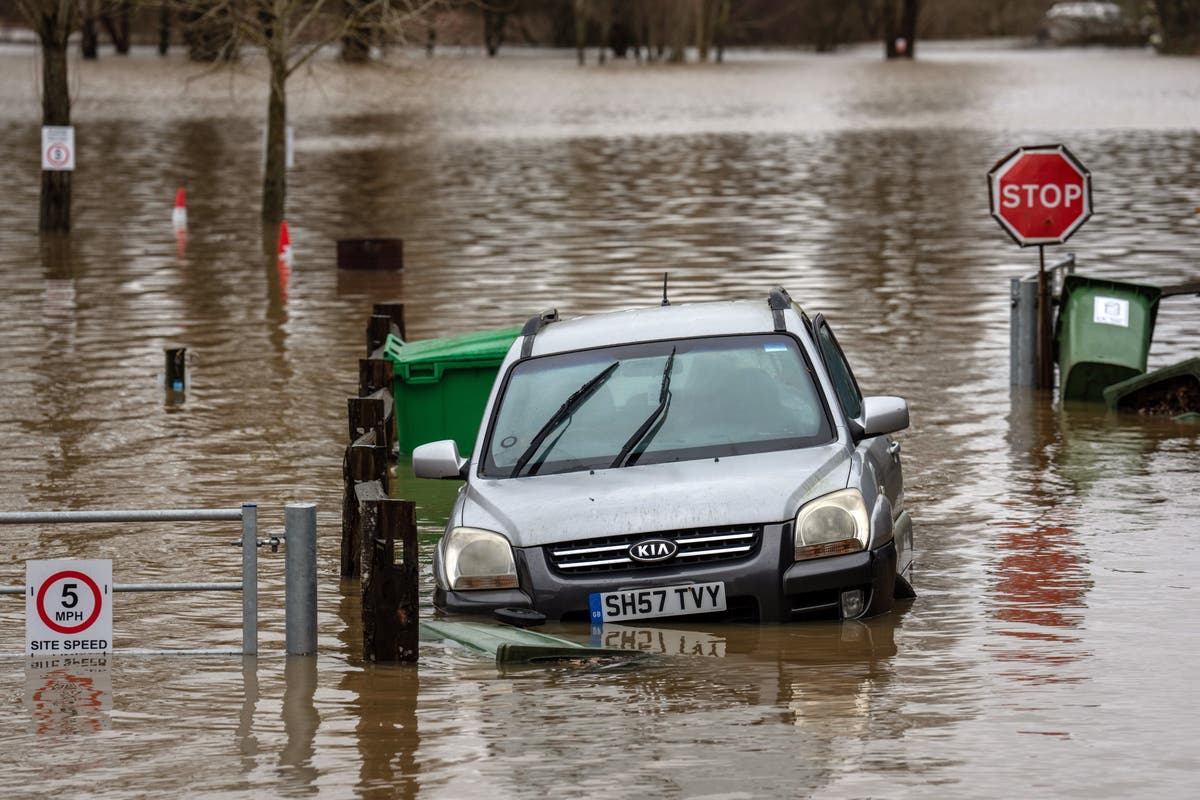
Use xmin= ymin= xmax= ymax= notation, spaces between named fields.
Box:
xmin=661 ymin=272 xmax=670 ymax=306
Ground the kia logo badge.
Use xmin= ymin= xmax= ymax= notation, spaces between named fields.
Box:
xmin=628 ymin=538 xmax=677 ymax=563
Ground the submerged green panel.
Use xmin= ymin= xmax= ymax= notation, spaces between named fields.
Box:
xmin=420 ymin=620 xmax=584 ymax=656
xmin=421 ymin=621 xmax=643 ymax=666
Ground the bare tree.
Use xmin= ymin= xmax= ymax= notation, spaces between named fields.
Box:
xmin=174 ymin=0 xmax=438 ymax=246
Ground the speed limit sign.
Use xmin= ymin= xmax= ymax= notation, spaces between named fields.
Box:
xmin=41 ymin=126 xmax=75 ymax=171
xmin=26 ymin=559 xmax=112 ymax=654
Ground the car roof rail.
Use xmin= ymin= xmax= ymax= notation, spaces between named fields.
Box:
xmin=767 ymin=287 xmax=792 ymax=332
xmin=520 ymin=308 xmax=559 ymax=358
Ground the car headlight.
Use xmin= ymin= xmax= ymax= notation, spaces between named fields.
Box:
xmin=794 ymin=489 xmax=869 ymax=561
xmin=443 ymin=527 xmax=518 ymax=590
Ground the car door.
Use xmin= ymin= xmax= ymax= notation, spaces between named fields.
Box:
xmin=811 ymin=315 xmax=904 ymax=516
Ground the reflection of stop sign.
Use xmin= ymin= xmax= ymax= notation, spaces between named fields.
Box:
xmin=988 ymin=144 xmax=1092 ymax=246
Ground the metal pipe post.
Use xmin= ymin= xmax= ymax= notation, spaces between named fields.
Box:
xmin=1010 ymin=276 xmax=1038 ymax=386
xmin=242 ymin=503 xmax=258 ymax=656
xmin=285 ymin=503 xmax=318 ymax=656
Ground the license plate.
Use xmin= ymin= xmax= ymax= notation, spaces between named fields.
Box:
xmin=589 ymin=582 xmax=726 ymax=623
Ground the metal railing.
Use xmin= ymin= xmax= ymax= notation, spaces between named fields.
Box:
xmin=0 ymin=502 xmax=317 ymax=657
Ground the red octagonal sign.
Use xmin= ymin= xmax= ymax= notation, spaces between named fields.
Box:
xmin=988 ymin=144 xmax=1092 ymax=247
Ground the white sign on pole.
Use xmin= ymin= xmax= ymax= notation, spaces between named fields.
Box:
xmin=26 ymin=559 xmax=112 ymax=654
xmin=41 ymin=126 xmax=75 ymax=171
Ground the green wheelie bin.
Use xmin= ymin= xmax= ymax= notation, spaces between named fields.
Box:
xmin=1055 ymin=275 xmax=1162 ymax=403
xmin=383 ymin=327 xmax=521 ymax=456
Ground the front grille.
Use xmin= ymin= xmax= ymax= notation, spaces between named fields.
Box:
xmin=545 ymin=524 xmax=763 ymax=575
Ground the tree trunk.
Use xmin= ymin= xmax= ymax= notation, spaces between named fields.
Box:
xmin=667 ymin=0 xmax=689 ymax=63
xmin=697 ymin=0 xmax=718 ymax=62
xmin=814 ymin=0 xmax=847 ymax=53
xmin=81 ymin=2 xmax=99 ymax=60
xmin=574 ymin=0 xmax=587 ymax=65
xmin=596 ymin=1 xmax=610 ymax=64
xmin=714 ymin=0 xmax=729 ymax=62
xmin=158 ymin=1 xmax=171 ymax=55
xmin=261 ymin=57 xmax=288 ymax=249
xmin=1155 ymin=0 xmax=1200 ymax=54
xmin=484 ymin=10 xmax=506 ymax=57
xmin=900 ymin=0 xmax=919 ymax=58
xmin=883 ymin=0 xmax=919 ymax=59
xmin=100 ymin=1 xmax=131 ymax=54
xmin=39 ymin=20 xmax=72 ymax=233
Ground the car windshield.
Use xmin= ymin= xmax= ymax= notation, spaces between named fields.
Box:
xmin=481 ymin=334 xmax=833 ymax=478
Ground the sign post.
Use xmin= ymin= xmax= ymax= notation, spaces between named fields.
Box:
xmin=988 ymin=144 xmax=1092 ymax=390
xmin=26 ymin=559 xmax=113 ymax=655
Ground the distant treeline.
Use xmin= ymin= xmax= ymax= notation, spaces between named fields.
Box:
xmin=0 ymin=1 xmax=1160 ymax=50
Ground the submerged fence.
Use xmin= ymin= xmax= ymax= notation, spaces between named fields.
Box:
xmin=0 ymin=503 xmax=317 ymax=656
xmin=342 ymin=302 xmax=419 ymax=664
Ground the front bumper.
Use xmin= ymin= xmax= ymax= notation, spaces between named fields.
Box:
xmin=434 ymin=523 xmax=899 ymax=622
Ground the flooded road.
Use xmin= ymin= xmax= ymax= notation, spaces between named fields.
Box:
xmin=1 ymin=42 xmax=1198 ymax=797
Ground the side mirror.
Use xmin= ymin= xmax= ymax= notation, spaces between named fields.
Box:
xmin=853 ymin=396 xmax=910 ymax=440
xmin=413 ymin=440 xmax=468 ymax=480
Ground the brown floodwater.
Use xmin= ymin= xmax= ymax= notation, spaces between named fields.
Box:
xmin=1 ymin=41 xmax=1198 ymax=798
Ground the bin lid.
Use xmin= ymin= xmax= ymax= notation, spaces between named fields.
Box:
xmin=383 ymin=327 xmax=522 ymax=367
xmin=1056 ymin=274 xmax=1162 ymax=340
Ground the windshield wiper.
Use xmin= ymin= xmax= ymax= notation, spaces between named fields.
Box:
xmin=610 ymin=348 xmax=675 ymax=468
xmin=509 ymin=361 xmax=620 ymax=478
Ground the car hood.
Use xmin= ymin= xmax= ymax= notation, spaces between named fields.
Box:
xmin=460 ymin=445 xmax=851 ymax=547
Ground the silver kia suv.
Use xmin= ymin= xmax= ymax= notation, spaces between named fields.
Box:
xmin=414 ymin=288 xmax=914 ymax=624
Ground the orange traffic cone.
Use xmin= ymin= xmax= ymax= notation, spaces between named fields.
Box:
xmin=278 ymin=219 xmax=292 ymax=263
xmin=172 ymin=187 xmax=187 ymax=230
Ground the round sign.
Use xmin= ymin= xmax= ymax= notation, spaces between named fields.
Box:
xmin=36 ymin=570 xmax=103 ymax=635
xmin=44 ymin=143 xmax=71 ymax=169
xmin=988 ymin=144 xmax=1092 ymax=246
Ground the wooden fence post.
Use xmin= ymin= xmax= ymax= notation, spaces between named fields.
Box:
xmin=348 ymin=396 xmax=387 ymax=445
xmin=367 ymin=314 xmax=393 ymax=357
xmin=372 ymin=302 xmax=406 ymax=342
xmin=358 ymin=357 xmax=393 ymax=398
xmin=360 ymin=496 xmax=419 ymax=663
xmin=341 ymin=430 xmax=390 ymax=578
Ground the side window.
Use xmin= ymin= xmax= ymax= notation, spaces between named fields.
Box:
xmin=814 ymin=317 xmax=863 ymax=420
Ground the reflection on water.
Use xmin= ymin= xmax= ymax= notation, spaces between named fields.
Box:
xmin=24 ymin=655 xmax=112 ymax=735
xmin=591 ymin=623 xmax=728 ymax=657
xmin=0 ymin=42 xmax=1198 ymax=798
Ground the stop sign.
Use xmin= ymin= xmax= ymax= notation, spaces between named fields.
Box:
xmin=988 ymin=144 xmax=1092 ymax=246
